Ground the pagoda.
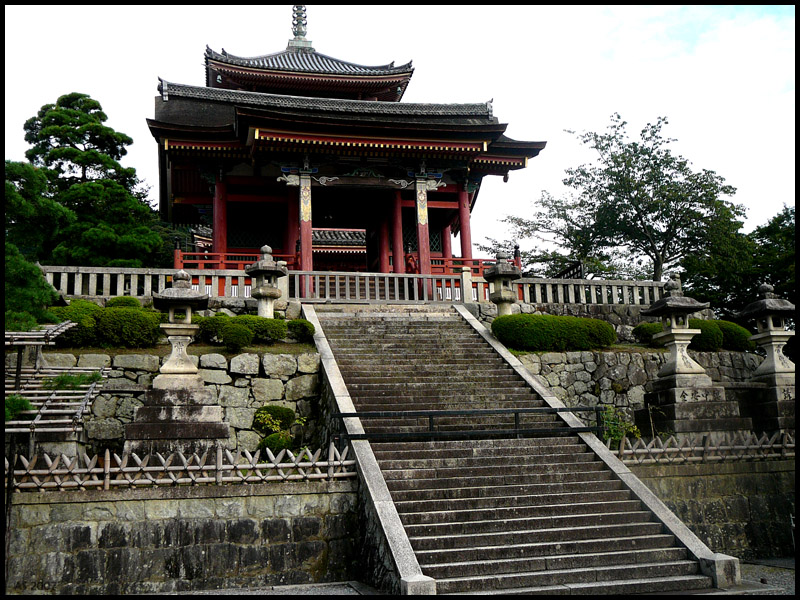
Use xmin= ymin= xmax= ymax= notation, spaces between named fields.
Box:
xmin=147 ymin=5 xmax=545 ymax=275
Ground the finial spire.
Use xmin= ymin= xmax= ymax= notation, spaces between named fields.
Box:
xmin=292 ymin=5 xmax=307 ymax=39
xmin=288 ymin=5 xmax=313 ymax=51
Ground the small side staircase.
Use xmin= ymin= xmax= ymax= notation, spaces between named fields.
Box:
xmin=315 ymin=304 xmax=720 ymax=594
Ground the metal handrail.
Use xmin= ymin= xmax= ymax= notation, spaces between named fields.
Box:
xmin=333 ymin=406 xmax=606 ymax=440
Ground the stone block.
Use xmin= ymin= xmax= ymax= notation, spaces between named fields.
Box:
xmin=218 ymin=386 xmax=250 ymax=408
xmin=77 ymin=354 xmax=112 ymax=368
xmin=85 ymin=418 xmax=124 ymax=440
xmin=262 ymin=354 xmax=297 ymax=377
xmin=252 ymin=378 xmax=285 ymax=402
xmin=230 ymin=353 xmax=260 ymax=376
xmin=200 ymin=353 xmax=227 ymax=369
xmin=227 ymin=407 xmax=257 ymax=429
xmin=297 ymin=353 xmax=320 ymax=374
xmin=113 ymin=354 xmax=160 ymax=372
xmin=200 ymin=369 xmax=233 ymax=385
xmin=285 ymin=374 xmax=319 ymax=401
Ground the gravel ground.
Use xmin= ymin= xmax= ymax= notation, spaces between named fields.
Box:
xmin=739 ymin=559 xmax=795 ymax=595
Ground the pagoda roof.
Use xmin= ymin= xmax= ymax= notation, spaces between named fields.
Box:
xmin=206 ymin=46 xmax=413 ymax=78
xmin=205 ymin=46 xmax=413 ymax=102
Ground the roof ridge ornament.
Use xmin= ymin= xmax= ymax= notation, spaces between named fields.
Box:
xmin=288 ymin=5 xmax=314 ymax=52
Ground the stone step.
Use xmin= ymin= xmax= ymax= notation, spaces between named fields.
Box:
xmin=413 ymin=533 xmax=677 ymax=565
xmin=341 ymin=373 xmax=522 ymax=384
xmin=381 ymin=458 xmax=605 ymax=480
xmin=403 ymin=509 xmax=653 ymax=538
xmin=398 ymin=500 xmax=645 ymax=526
xmin=385 ymin=469 xmax=615 ymax=492
xmin=388 ymin=478 xmax=625 ymax=503
xmin=392 ymin=488 xmax=635 ymax=515
xmin=422 ymin=546 xmax=689 ymax=579
xmin=379 ymin=452 xmax=599 ymax=471
xmin=435 ymin=563 xmax=709 ymax=595
xmin=371 ymin=437 xmax=586 ymax=457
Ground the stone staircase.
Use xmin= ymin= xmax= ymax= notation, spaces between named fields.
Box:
xmin=314 ymin=305 xmax=718 ymax=594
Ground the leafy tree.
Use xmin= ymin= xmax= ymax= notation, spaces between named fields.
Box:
xmin=23 ymin=92 xmax=137 ymax=192
xmin=682 ymin=205 xmax=795 ymax=318
xmin=490 ymin=114 xmax=744 ymax=282
xmin=5 ymin=161 xmax=74 ymax=261
xmin=5 ymin=242 xmax=58 ymax=328
xmin=18 ymin=92 xmax=174 ymax=267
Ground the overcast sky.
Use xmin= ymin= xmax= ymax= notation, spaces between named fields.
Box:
xmin=4 ymin=5 xmax=795 ymax=255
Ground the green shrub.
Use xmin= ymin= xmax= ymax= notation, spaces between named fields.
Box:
xmin=715 ymin=320 xmax=755 ymax=352
xmin=198 ymin=314 xmax=230 ymax=344
xmin=257 ymin=431 xmax=294 ymax=454
xmin=688 ymin=319 xmax=723 ymax=351
xmin=51 ymin=299 xmax=104 ymax=347
xmin=252 ymin=405 xmax=296 ymax=436
xmin=95 ymin=307 xmax=161 ymax=348
xmin=106 ymin=296 xmax=142 ymax=309
xmin=5 ymin=394 xmax=33 ymax=422
xmin=42 ymin=372 xmax=103 ymax=389
xmin=221 ymin=321 xmax=253 ymax=353
xmin=601 ymin=406 xmax=641 ymax=444
xmin=233 ymin=315 xmax=287 ymax=344
xmin=288 ymin=318 xmax=315 ymax=343
xmin=632 ymin=322 xmax=664 ymax=346
xmin=491 ymin=314 xmax=616 ymax=351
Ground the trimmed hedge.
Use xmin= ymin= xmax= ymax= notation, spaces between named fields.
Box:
xmin=51 ymin=300 xmax=104 ymax=348
xmin=257 ymin=431 xmax=294 ymax=453
xmin=221 ymin=322 xmax=253 ymax=353
xmin=233 ymin=315 xmax=287 ymax=344
xmin=288 ymin=318 xmax=315 ymax=342
xmin=715 ymin=320 xmax=755 ymax=352
xmin=491 ymin=314 xmax=616 ymax=351
xmin=105 ymin=296 xmax=142 ymax=309
xmin=95 ymin=307 xmax=162 ymax=348
xmin=633 ymin=319 xmax=748 ymax=352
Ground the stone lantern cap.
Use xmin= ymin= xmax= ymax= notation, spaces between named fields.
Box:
xmin=152 ymin=270 xmax=209 ymax=311
xmin=484 ymin=252 xmax=521 ymax=283
xmin=735 ymin=283 xmax=795 ymax=320
xmin=245 ymin=245 xmax=289 ymax=278
xmin=641 ymin=274 xmax=709 ymax=317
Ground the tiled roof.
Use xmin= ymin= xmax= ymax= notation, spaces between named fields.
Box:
xmin=206 ymin=46 xmax=413 ymax=77
xmin=158 ymin=80 xmax=494 ymax=120
xmin=312 ymin=229 xmax=366 ymax=247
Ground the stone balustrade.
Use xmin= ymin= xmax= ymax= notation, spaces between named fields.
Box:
xmin=40 ymin=265 xmax=664 ymax=308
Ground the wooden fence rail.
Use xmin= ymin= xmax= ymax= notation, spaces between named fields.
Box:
xmin=606 ymin=431 xmax=795 ymax=465
xmin=5 ymin=443 xmax=356 ymax=492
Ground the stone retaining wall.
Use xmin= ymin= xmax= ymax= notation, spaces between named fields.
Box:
xmin=631 ymin=460 xmax=795 ymax=560
xmin=5 ymin=480 xmax=358 ymax=594
xmin=517 ymin=349 xmax=763 ymax=419
xmin=39 ymin=350 xmax=321 ymax=454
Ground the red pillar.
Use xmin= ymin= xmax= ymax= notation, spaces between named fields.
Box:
xmin=379 ymin=208 xmax=390 ymax=273
xmin=392 ymin=191 xmax=405 ymax=273
xmin=458 ymin=187 xmax=473 ymax=260
xmin=286 ymin=192 xmax=299 ymax=269
xmin=442 ymin=225 xmax=452 ymax=258
xmin=415 ymin=179 xmax=431 ymax=275
xmin=213 ymin=175 xmax=227 ymax=255
xmin=299 ymin=174 xmax=313 ymax=271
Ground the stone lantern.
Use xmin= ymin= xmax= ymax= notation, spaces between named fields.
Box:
xmin=151 ymin=270 xmax=209 ymax=386
xmin=635 ymin=273 xmax=752 ymax=439
xmin=484 ymin=252 xmax=521 ymax=317
xmin=641 ymin=274 xmax=711 ymax=384
xmin=734 ymin=284 xmax=795 ymax=433
xmin=736 ymin=283 xmax=795 ymax=379
xmin=245 ymin=245 xmax=288 ymax=319
xmin=125 ymin=270 xmax=229 ymax=454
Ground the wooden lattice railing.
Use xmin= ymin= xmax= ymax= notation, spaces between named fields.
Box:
xmin=4 ymin=443 xmax=356 ymax=492
xmin=606 ymin=431 xmax=795 ymax=465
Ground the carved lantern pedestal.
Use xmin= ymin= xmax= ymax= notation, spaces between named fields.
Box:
xmin=125 ymin=270 xmax=229 ymax=455
xmin=484 ymin=253 xmax=521 ymax=317
xmin=635 ymin=275 xmax=751 ymax=440
xmin=735 ymin=283 xmax=795 ymax=432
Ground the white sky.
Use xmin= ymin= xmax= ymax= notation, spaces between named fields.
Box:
xmin=4 ymin=5 xmax=795 ymax=255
